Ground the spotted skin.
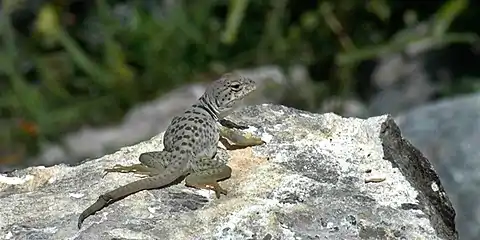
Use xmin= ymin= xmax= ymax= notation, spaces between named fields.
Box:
xmin=77 ymin=73 xmax=265 ymax=229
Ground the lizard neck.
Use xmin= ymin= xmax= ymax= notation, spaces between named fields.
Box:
xmin=196 ymin=97 xmax=220 ymax=121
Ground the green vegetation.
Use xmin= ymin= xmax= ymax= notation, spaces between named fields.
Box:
xmin=0 ymin=0 xmax=477 ymax=166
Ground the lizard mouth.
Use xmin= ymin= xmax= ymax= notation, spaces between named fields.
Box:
xmin=245 ymin=84 xmax=257 ymax=96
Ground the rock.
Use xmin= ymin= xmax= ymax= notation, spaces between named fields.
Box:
xmin=0 ymin=104 xmax=456 ymax=239
xmin=395 ymin=93 xmax=480 ymax=240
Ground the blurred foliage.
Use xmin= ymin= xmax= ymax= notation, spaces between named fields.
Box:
xmin=0 ymin=0 xmax=478 ymax=166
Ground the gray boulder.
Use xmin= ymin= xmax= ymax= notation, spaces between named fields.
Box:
xmin=0 ymin=104 xmax=456 ymax=239
xmin=396 ymin=93 xmax=480 ymax=240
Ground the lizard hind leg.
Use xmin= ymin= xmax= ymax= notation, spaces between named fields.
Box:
xmin=104 ymin=151 xmax=172 ymax=177
xmin=185 ymin=164 xmax=232 ymax=198
xmin=139 ymin=151 xmax=172 ymax=169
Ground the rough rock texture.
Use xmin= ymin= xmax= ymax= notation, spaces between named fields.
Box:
xmin=0 ymin=104 xmax=456 ymax=240
xmin=395 ymin=93 xmax=480 ymax=240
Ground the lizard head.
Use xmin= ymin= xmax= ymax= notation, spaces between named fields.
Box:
xmin=200 ymin=72 xmax=257 ymax=119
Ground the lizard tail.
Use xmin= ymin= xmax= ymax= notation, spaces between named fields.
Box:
xmin=77 ymin=195 xmax=109 ymax=229
xmin=77 ymin=170 xmax=184 ymax=229
xmin=106 ymin=170 xmax=184 ymax=200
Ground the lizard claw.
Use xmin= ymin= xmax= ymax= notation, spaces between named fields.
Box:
xmin=206 ymin=183 xmax=228 ymax=198
xmin=102 ymin=164 xmax=122 ymax=178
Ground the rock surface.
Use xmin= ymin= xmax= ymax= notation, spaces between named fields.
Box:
xmin=396 ymin=93 xmax=480 ymax=240
xmin=0 ymin=104 xmax=456 ymax=239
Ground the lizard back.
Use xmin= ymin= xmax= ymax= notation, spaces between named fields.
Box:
xmin=162 ymin=73 xmax=257 ymax=167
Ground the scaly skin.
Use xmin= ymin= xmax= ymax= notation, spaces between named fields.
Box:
xmin=77 ymin=72 xmax=265 ymax=229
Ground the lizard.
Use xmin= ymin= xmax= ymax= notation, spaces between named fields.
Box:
xmin=77 ymin=72 xmax=265 ymax=229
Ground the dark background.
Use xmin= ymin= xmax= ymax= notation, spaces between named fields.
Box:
xmin=1 ymin=0 xmax=478 ymax=168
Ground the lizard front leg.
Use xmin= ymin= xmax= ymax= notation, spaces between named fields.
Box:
xmin=219 ymin=118 xmax=249 ymax=130
xmin=219 ymin=126 xmax=265 ymax=150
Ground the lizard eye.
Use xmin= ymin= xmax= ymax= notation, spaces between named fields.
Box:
xmin=230 ymin=83 xmax=242 ymax=91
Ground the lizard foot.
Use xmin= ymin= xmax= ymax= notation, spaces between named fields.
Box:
xmin=188 ymin=182 xmax=228 ymax=198
xmin=207 ymin=182 xmax=228 ymax=198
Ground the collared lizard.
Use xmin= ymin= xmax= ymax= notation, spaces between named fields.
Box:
xmin=77 ymin=73 xmax=265 ymax=229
